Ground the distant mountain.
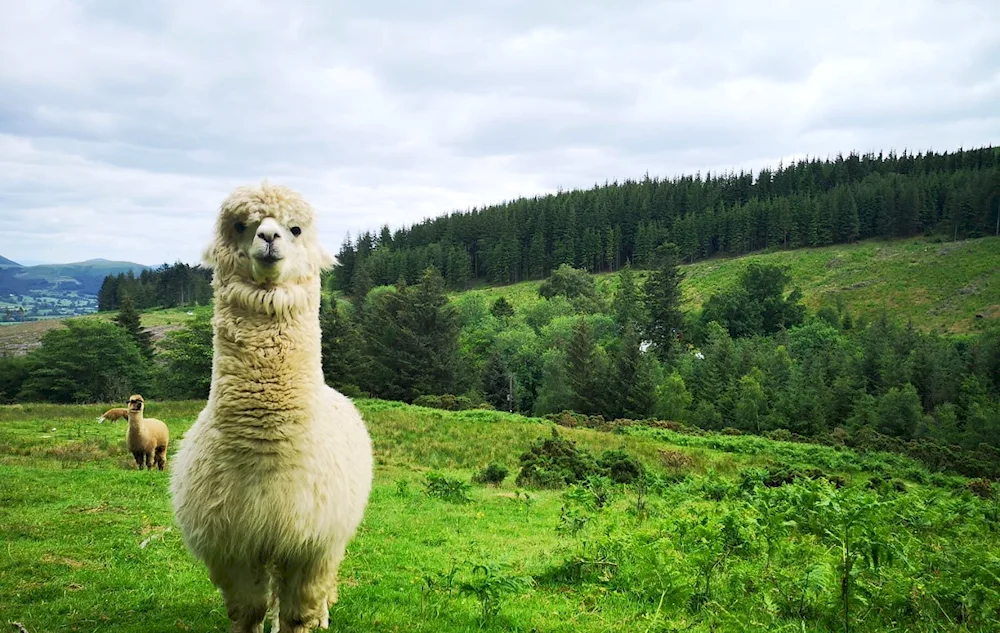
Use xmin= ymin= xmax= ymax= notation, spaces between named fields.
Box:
xmin=0 ymin=259 xmax=148 ymax=296
xmin=0 ymin=255 xmax=22 ymax=268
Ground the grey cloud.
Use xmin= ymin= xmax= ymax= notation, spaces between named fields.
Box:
xmin=1 ymin=0 xmax=998 ymax=264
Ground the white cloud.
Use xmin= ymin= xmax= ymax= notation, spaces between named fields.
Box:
xmin=0 ymin=0 xmax=997 ymax=265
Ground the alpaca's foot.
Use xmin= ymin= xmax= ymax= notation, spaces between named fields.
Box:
xmin=209 ymin=563 xmax=268 ymax=633
xmin=230 ymin=618 xmax=263 ymax=633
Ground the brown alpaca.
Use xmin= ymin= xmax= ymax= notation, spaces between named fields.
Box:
xmin=125 ymin=394 xmax=170 ymax=471
xmin=98 ymin=407 xmax=129 ymax=423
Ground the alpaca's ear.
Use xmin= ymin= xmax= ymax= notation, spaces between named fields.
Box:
xmin=318 ymin=248 xmax=337 ymax=271
xmin=201 ymin=244 xmax=218 ymax=270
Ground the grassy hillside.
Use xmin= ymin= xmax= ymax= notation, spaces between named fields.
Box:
xmin=458 ymin=236 xmax=1000 ymax=334
xmin=2 ymin=400 xmax=998 ymax=632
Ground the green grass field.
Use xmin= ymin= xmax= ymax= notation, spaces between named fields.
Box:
xmin=2 ymin=400 xmax=998 ymax=632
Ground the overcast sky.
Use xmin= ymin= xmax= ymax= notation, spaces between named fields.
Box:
xmin=1 ymin=0 xmax=997 ymax=266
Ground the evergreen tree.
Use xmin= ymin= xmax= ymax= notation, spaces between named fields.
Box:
xmin=609 ymin=325 xmax=656 ymax=419
xmin=320 ymin=299 xmax=365 ymax=393
xmin=644 ymin=243 xmax=684 ymax=359
xmin=114 ymin=295 xmax=153 ymax=358
xmin=482 ymin=350 xmax=512 ymax=411
xmin=155 ymin=313 xmax=213 ymax=399
xmin=613 ymin=263 xmax=644 ymax=333
xmin=566 ymin=317 xmax=604 ymax=415
xmin=490 ymin=296 xmax=516 ymax=321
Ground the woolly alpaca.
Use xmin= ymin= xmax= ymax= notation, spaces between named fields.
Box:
xmin=98 ymin=407 xmax=129 ymax=423
xmin=125 ymin=395 xmax=169 ymax=470
xmin=170 ymin=183 xmax=374 ymax=633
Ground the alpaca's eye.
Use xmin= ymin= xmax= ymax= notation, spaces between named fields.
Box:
xmin=290 ymin=226 xmax=301 ymax=237
xmin=235 ymin=222 xmax=246 ymax=234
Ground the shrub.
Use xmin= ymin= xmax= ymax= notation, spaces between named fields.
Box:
xmin=966 ymin=478 xmax=996 ymax=500
xmin=658 ymin=448 xmax=696 ymax=470
xmin=597 ymin=449 xmax=644 ymax=484
xmin=516 ymin=428 xmax=599 ymax=489
xmin=424 ymin=472 xmax=472 ymax=504
xmin=473 ymin=463 xmax=510 ymax=487
xmin=413 ymin=394 xmax=492 ymax=411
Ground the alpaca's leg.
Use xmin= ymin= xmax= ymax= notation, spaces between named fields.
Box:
xmin=145 ymin=451 xmax=154 ymax=470
xmin=318 ymin=544 xmax=347 ymax=629
xmin=275 ymin=558 xmax=336 ymax=633
xmin=133 ymin=452 xmax=144 ymax=470
xmin=208 ymin=561 xmax=268 ymax=633
xmin=154 ymin=446 xmax=166 ymax=470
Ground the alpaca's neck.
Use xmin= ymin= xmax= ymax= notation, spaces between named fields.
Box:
xmin=210 ymin=283 xmax=325 ymax=412
xmin=127 ymin=411 xmax=145 ymax=436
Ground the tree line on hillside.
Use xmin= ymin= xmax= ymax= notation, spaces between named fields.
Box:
xmin=97 ymin=262 xmax=213 ymax=311
xmin=7 ymin=249 xmax=997 ymax=477
xmin=332 ymin=146 xmax=1000 ymax=293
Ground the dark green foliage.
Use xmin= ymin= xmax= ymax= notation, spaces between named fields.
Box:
xmin=0 ymin=354 xmax=31 ymax=404
xmin=702 ymin=263 xmax=804 ymax=338
xmin=472 ymin=463 xmax=510 ymax=486
xmin=18 ymin=320 xmax=148 ymax=403
xmin=98 ymin=261 xmax=212 ymax=311
xmin=113 ymin=295 xmax=153 ymax=358
xmin=539 ymin=264 xmax=602 ymax=312
xmin=516 ymin=428 xmax=600 ymax=489
xmin=335 ymin=147 xmax=1000 ymax=292
xmin=412 ymin=394 xmax=488 ymax=411
xmin=423 ymin=472 xmax=472 ymax=504
xmin=490 ymin=296 xmax=515 ymax=320
xmin=481 ymin=351 xmax=512 ymax=411
xmin=320 ymin=299 xmax=365 ymax=393
xmin=612 ymin=264 xmax=644 ymax=332
xmin=596 ymin=449 xmax=644 ymax=484
xmin=643 ymin=243 xmax=685 ymax=359
xmin=607 ymin=325 xmax=656 ymax=420
xmin=362 ymin=267 xmax=461 ymax=402
xmin=565 ymin=317 xmax=606 ymax=415
xmin=153 ymin=313 xmax=213 ymax=399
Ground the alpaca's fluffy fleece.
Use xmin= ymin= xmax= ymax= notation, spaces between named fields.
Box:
xmin=170 ymin=183 xmax=373 ymax=633
xmin=125 ymin=395 xmax=169 ymax=470
xmin=98 ymin=407 xmax=129 ymax=423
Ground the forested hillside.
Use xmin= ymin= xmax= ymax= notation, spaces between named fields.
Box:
xmin=333 ymin=146 xmax=1000 ymax=293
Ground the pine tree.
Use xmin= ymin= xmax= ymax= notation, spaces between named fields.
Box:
xmin=644 ymin=243 xmax=684 ymax=359
xmin=114 ymin=295 xmax=153 ymax=358
xmin=490 ymin=297 xmax=515 ymax=321
xmin=566 ymin=317 xmax=604 ymax=414
xmin=482 ymin=351 xmax=512 ymax=411
xmin=613 ymin=263 xmax=644 ymax=333
xmin=610 ymin=325 xmax=656 ymax=419
xmin=320 ymin=299 xmax=364 ymax=392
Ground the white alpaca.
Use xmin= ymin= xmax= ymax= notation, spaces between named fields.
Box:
xmin=170 ymin=183 xmax=373 ymax=633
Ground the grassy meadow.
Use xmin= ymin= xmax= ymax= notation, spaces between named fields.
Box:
xmin=2 ymin=399 xmax=999 ymax=632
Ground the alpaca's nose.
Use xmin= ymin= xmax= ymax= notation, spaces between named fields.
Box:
xmin=258 ymin=229 xmax=279 ymax=243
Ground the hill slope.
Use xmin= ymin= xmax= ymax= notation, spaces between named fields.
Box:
xmin=0 ymin=255 xmax=21 ymax=267
xmin=0 ymin=258 xmax=148 ymax=296
xmin=459 ymin=236 xmax=1000 ymax=334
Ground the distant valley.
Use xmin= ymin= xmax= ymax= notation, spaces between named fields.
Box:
xmin=0 ymin=257 xmax=148 ymax=321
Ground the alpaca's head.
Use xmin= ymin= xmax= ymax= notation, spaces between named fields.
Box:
xmin=127 ymin=394 xmax=145 ymax=413
xmin=203 ymin=183 xmax=335 ymax=291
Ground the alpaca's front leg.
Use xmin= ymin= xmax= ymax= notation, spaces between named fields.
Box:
xmin=207 ymin=561 xmax=269 ymax=633
xmin=145 ymin=451 xmax=154 ymax=470
xmin=276 ymin=557 xmax=339 ymax=633
xmin=133 ymin=452 xmax=145 ymax=470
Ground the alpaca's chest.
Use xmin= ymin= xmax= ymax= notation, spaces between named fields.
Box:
xmin=173 ymin=407 xmax=372 ymax=558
